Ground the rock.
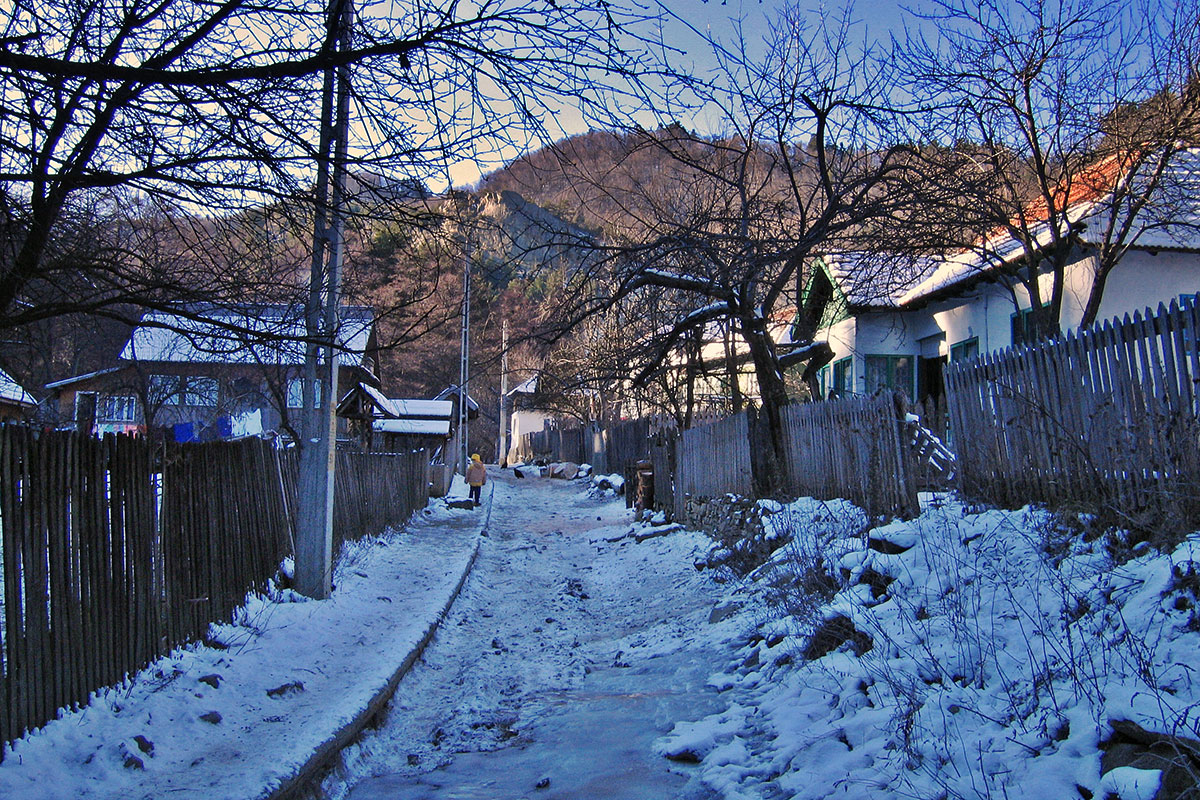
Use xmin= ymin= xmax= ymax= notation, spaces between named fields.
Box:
xmin=868 ymin=535 xmax=913 ymax=555
xmin=199 ymin=674 xmax=221 ymax=689
xmin=266 ymin=680 xmax=305 ymax=698
xmin=119 ymin=742 xmax=145 ymax=770
xmin=1101 ymin=719 xmax=1200 ymax=800
xmin=133 ymin=735 xmax=154 ymax=755
xmin=664 ymin=749 xmax=703 ymax=763
xmin=803 ymin=615 xmax=873 ymax=660
xmin=536 ymin=777 xmax=551 ymax=789
xmin=708 ymin=602 xmax=742 ymax=624
xmin=548 ymin=462 xmax=580 ymax=480
xmin=199 ymin=711 xmax=222 ymax=724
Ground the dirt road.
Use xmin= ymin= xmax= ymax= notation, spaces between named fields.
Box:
xmin=325 ymin=468 xmax=732 ymax=800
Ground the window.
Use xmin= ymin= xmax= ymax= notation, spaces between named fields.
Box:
xmin=1011 ymin=304 xmax=1055 ymax=346
xmin=286 ymin=378 xmax=321 ymax=409
xmin=949 ymin=337 xmax=979 ymax=363
xmin=831 ymin=357 xmax=853 ymax=397
xmin=99 ymin=394 xmax=138 ymax=423
xmin=864 ymin=355 xmax=914 ymax=401
xmin=148 ymin=374 xmax=181 ymax=406
xmin=817 ymin=365 xmax=828 ymax=399
xmin=184 ymin=377 xmax=219 ymax=407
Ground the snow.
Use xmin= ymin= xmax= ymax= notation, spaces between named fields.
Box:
xmin=0 ymin=501 xmax=483 ymax=800
xmin=122 ymin=306 xmax=375 ymax=367
xmin=0 ymin=368 xmax=34 ymax=407
xmin=1100 ymin=767 xmax=1163 ymax=800
xmin=4 ymin=472 xmax=1197 ymax=800
xmin=663 ymin=497 xmax=1200 ymax=800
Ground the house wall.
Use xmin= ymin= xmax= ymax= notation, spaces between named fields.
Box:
xmin=507 ymin=408 xmax=553 ymax=462
xmin=819 ymin=248 xmax=1200 ymax=402
xmin=1064 ymin=249 xmax=1200 ymax=325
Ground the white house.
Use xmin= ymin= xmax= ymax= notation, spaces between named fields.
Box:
xmin=814 ymin=152 xmax=1200 ymax=404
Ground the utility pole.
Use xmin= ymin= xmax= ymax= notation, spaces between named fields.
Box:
xmin=296 ymin=0 xmax=352 ymax=600
xmin=457 ymin=236 xmax=471 ymax=474
xmin=497 ymin=318 xmax=508 ymax=465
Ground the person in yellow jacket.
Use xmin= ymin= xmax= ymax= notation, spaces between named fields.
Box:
xmin=466 ymin=453 xmax=487 ymax=506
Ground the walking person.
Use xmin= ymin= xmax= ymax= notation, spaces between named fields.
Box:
xmin=466 ymin=453 xmax=487 ymax=507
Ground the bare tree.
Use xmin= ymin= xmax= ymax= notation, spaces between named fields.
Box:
xmin=900 ymin=0 xmax=1200 ymax=338
xmin=546 ymin=4 xmax=928 ymax=492
xmin=0 ymin=0 xmax=679 ymax=347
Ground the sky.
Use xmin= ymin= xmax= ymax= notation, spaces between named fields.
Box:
xmin=441 ymin=0 xmax=919 ymax=188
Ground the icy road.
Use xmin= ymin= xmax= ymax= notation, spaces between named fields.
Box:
xmin=323 ymin=469 xmax=731 ymax=800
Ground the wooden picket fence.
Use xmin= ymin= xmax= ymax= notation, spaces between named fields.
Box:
xmin=161 ymin=439 xmax=294 ymax=648
xmin=944 ymin=296 xmax=1200 ymax=541
xmin=515 ymin=417 xmax=652 ymax=477
xmin=673 ymin=413 xmax=754 ymax=514
xmin=0 ymin=430 xmax=428 ymax=751
xmin=780 ymin=395 xmax=920 ymax=519
xmin=334 ymin=450 xmax=430 ymax=554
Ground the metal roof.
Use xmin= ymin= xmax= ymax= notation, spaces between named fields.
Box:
xmin=120 ymin=304 xmax=375 ymax=369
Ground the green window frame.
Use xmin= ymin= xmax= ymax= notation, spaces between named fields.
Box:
xmin=949 ymin=337 xmax=979 ymax=363
xmin=864 ymin=355 xmax=914 ymax=401
xmin=1011 ymin=303 xmax=1055 ymax=346
xmin=831 ymin=357 xmax=853 ymax=397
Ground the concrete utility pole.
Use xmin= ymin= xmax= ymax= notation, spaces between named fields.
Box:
xmin=497 ymin=318 xmax=508 ymax=465
xmin=296 ymin=0 xmax=352 ymax=600
xmin=457 ymin=237 xmax=471 ymax=474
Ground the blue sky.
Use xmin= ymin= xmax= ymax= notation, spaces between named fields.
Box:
xmin=443 ymin=0 xmax=921 ymax=188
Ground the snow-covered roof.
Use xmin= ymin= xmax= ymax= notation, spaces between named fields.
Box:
xmin=372 ymin=418 xmax=451 ymax=436
xmin=392 ymin=399 xmax=453 ymax=419
xmin=508 ymin=376 xmax=538 ymax=396
xmin=898 ymin=148 xmax=1200 ymax=305
xmin=120 ymin=304 xmax=375 ymax=369
xmin=820 ymin=252 xmax=942 ymax=309
xmin=434 ymin=385 xmax=480 ymax=411
xmin=44 ymin=365 xmax=128 ymax=390
xmin=358 ymin=383 xmax=398 ymax=417
xmin=0 ymin=369 xmax=35 ymax=407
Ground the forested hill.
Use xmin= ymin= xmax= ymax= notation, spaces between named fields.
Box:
xmin=476 ymin=128 xmax=696 ymax=237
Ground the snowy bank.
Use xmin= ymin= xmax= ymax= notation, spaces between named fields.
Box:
xmin=666 ymin=496 xmax=1200 ymax=800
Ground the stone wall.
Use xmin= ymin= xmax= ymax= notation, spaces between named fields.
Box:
xmin=679 ymin=494 xmax=767 ymax=542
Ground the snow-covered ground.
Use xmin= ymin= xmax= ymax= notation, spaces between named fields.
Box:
xmin=660 ymin=496 xmax=1200 ymax=800
xmin=4 ymin=469 xmax=1197 ymax=800
xmin=0 ymin=487 xmax=484 ymax=800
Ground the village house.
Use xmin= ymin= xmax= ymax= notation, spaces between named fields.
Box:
xmin=46 ymin=303 xmax=380 ymax=441
xmin=812 ymin=153 xmax=1200 ymax=405
xmin=0 ymin=368 xmax=37 ymax=421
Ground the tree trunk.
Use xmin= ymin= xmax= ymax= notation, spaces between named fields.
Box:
xmin=741 ymin=317 xmax=790 ymax=496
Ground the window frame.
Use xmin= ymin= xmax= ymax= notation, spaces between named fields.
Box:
xmin=99 ymin=394 xmax=139 ymax=423
xmin=863 ymin=354 xmax=915 ymax=401
xmin=831 ymin=357 xmax=853 ymax=397
xmin=148 ymin=374 xmax=181 ymax=406
xmin=184 ymin=376 xmax=219 ymax=407
xmin=949 ymin=336 xmax=980 ymax=363
xmin=286 ymin=377 xmax=321 ymax=409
